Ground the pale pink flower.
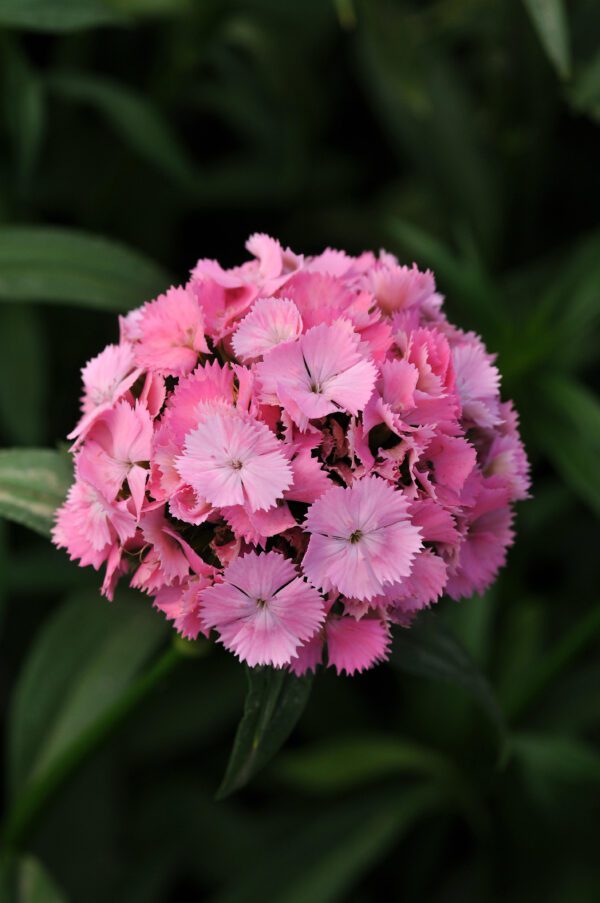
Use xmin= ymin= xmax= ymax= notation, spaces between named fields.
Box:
xmin=484 ymin=402 xmax=531 ymax=501
xmin=150 ymin=360 xmax=235 ymax=504
xmin=303 ymin=476 xmax=422 ymax=601
xmin=414 ymin=434 xmax=477 ymax=504
xmin=257 ymin=321 xmax=377 ymax=430
xmin=153 ymin=575 xmax=213 ymax=640
xmin=288 ymin=632 xmax=324 ymax=676
xmin=191 ymin=234 xmax=301 ymax=325
xmin=201 ymin=551 xmax=325 ymax=667
xmin=68 ymin=343 xmax=141 ymax=441
xmin=232 ymin=297 xmax=303 ymax=361
xmin=119 ymin=308 xmax=145 ymax=343
xmin=176 ymin=411 xmax=293 ymax=511
xmin=326 ymin=616 xmax=391 ymax=675
xmin=446 ymin=477 xmax=514 ymax=600
xmin=76 ymin=401 xmax=153 ymax=516
xmin=279 ymin=272 xmax=392 ymax=361
xmin=168 ymin=485 xmax=212 ymax=525
xmin=284 ymin=448 xmax=332 ymax=504
xmin=370 ymin=262 xmax=437 ymax=315
xmin=452 ymin=339 xmax=501 ymax=428
xmin=135 ymin=286 xmax=209 ymax=376
xmin=221 ymin=502 xmax=297 ymax=546
xmin=53 ymin=478 xmax=136 ymax=569
xmin=378 ymin=549 xmax=448 ymax=620
xmin=131 ymin=506 xmax=212 ymax=593
xmin=187 ymin=275 xmax=256 ymax=341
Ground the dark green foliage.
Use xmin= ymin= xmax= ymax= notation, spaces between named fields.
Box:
xmin=0 ymin=1 xmax=599 ymax=900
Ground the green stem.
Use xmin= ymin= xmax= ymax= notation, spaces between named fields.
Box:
xmin=1 ymin=645 xmax=182 ymax=853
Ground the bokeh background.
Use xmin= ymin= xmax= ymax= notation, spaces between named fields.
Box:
xmin=0 ymin=0 xmax=599 ymax=900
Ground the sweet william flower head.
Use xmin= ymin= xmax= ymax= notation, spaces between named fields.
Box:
xmin=54 ymin=234 xmax=529 ymax=677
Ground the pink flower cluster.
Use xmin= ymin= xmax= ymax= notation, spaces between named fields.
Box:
xmin=53 ymin=235 xmax=529 ymax=675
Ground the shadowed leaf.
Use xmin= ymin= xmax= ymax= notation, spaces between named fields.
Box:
xmin=217 ymin=666 xmax=313 ymax=799
xmin=0 ymin=448 xmax=71 ymax=536
xmin=0 ymin=226 xmax=170 ymax=311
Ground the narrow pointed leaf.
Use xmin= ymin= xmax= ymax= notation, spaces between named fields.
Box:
xmin=0 ymin=448 xmax=71 ymax=536
xmin=17 ymin=857 xmax=67 ymax=903
xmin=4 ymin=592 xmax=171 ymax=848
xmin=534 ymin=375 xmax=600 ymax=517
xmin=217 ymin=666 xmax=313 ymax=799
xmin=390 ymin=616 xmax=506 ymax=739
xmin=0 ymin=0 xmax=126 ymax=32
xmin=1 ymin=38 xmax=45 ymax=189
xmin=523 ymin=0 xmax=571 ymax=79
xmin=219 ymin=785 xmax=439 ymax=903
xmin=8 ymin=592 xmax=168 ymax=795
xmin=48 ymin=72 xmax=196 ymax=188
xmin=274 ymin=734 xmax=457 ymax=793
xmin=0 ymin=226 xmax=170 ymax=311
xmin=512 ymin=733 xmax=600 ymax=785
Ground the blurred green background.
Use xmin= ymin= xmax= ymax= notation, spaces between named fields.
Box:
xmin=0 ymin=0 xmax=599 ymax=900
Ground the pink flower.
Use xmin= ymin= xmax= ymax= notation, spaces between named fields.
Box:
xmin=201 ymin=551 xmax=325 ymax=667
xmin=452 ymin=339 xmax=501 ymax=428
xmin=289 ymin=615 xmax=391 ymax=676
xmin=370 ymin=262 xmax=437 ymax=315
xmin=153 ymin=575 xmax=213 ymax=640
xmin=232 ymin=297 xmax=303 ymax=361
xmin=484 ymin=402 xmax=531 ymax=501
xmin=176 ymin=411 xmax=293 ymax=511
xmin=257 ymin=321 xmax=377 ymax=430
xmin=378 ymin=549 xmax=448 ymax=621
xmin=303 ymin=476 xmax=422 ymax=601
xmin=135 ymin=286 xmax=209 ymax=376
xmin=54 ymin=233 xmax=529 ymax=676
xmin=191 ymin=234 xmax=301 ymax=324
xmin=68 ymin=343 xmax=141 ymax=441
xmin=53 ymin=478 xmax=136 ymax=569
xmin=326 ymin=616 xmax=391 ymax=675
xmin=76 ymin=401 xmax=153 ymax=516
xmin=446 ymin=477 xmax=514 ymax=599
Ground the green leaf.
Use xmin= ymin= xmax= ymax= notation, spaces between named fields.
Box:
xmin=569 ymin=50 xmax=600 ymax=122
xmin=0 ymin=226 xmax=170 ymax=311
xmin=512 ymin=733 xmax=600 ymax=785
xmin=16 ymin=856 xmax=67 ymax=903
xmin=217 ymin=666 xmax=314 ymax=799
xmin=274 ymin=734 xmax=457 ymax=794
xmin=390 ymin=616 xmax=506 ymax=740
xmin=0 ymin=448 xmax=71 ymax=536
xmin=522 ymin=0 xmax=571 ymax=79
xmin=0 ymin=0 xmax=126 ymax=32
xmin=531 ymin=231 xmax=600 ymax=364
xmin=8 ymin=591 xmax=168 ymax=793
xmin=48 ymin=72 xmax=196 ymax=188
xmin=0 ymin=307 xmax=47 ymax=445
xmin=387 ymin=218 xmax=504 ymax=337
xmin=219 ymin=785 xmax=439 ymax=903
xmin=505 ymin=605 xmax=600 ymax=721
xmin=359 ymin=4 xmax=500 ymax=259
xmin=0 ymin=38 xmax=45 ymax=190
xmin=4 ymin=592 xmax=171 ymax=847
xmin=0 ymin=855 xmax=67 ymax=903
xmin=535 ymin=375 xmax=600 ymax=517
